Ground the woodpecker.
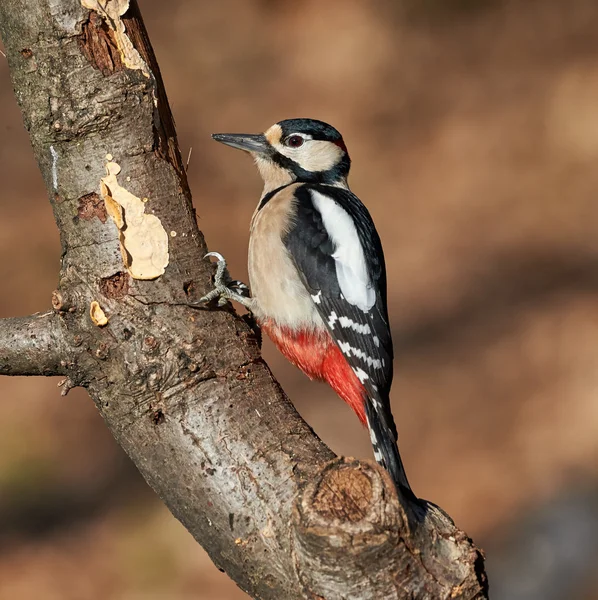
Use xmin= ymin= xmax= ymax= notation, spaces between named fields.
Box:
xmin=202 ymin=118 xmax=414 ymax=499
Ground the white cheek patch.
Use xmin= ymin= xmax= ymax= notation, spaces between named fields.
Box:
xmin=275 ymin=139 xmax=343 ymax=173
xmin=310 ymin=190 xmax=376 ymax=312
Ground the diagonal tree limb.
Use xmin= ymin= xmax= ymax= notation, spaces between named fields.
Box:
xmin=0 ymin=1 xmax=488 ymax=598
xmin=0 ymin=312 xmax=69 ymax=376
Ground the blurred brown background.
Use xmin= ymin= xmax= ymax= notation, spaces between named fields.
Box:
xmin=2 ymin=0 xmax=598 ymax=598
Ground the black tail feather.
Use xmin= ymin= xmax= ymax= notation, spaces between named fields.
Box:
xmin=364 ymin=396 xmax=416 ymax=501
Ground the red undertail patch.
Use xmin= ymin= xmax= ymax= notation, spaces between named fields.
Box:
xmin=261 ymin=320 xmax=367 ymax=425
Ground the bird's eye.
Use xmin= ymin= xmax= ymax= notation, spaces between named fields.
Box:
xmin=286 ymin=135 xmax=304 ymax=148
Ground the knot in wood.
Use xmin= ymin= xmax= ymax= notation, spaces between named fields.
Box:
xmin=295 ymin=458 xmax=403 ymax=537
xmin=292 ymin=459 xmax=407 ymax=597
xmin=143 ymin=335 xmax=160 ymax=352
xmin=312 ymin=463 xmax=373 ymax=523
xmin=52 ymin=288 xmax=77 ymax=312
xmin=51 ymin=290 xmax=64 ymax=311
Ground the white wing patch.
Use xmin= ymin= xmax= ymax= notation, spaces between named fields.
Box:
xmin=310 ymin=190 xmax=376 ymax=312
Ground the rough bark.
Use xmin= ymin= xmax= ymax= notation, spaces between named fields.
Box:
xmin=0 ymin=313 xmax=67 ymax=376
xmin=0 ymin=1 xmax=488 ymax=598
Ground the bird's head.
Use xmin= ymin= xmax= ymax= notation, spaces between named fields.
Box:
xmin=212 ymin=118 xmax=351 ymax=193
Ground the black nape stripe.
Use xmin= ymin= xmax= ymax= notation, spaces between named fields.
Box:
xmin=270 ymin=151 xmax=350 ymax=186
xmin=257 ymin=183 xmax=294 ymax=211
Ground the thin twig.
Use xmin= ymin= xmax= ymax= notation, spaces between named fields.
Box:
xmin=58 ymin=377 xmax=75 ymax=396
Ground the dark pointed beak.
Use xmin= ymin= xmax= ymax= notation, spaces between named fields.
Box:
xmin=211 ymin=133 xmax=269 ymax=154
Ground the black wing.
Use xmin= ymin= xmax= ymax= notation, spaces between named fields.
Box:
xmin=284 ymin=183 xmax=393 ymax=399
xmin=284 ymin=184 xmax=414 ymax=494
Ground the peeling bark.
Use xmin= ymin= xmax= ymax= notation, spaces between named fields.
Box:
xmin=0 ymin=1 xmax=488 ymax=598
xmin=77 ymin=10 xmax=124 ymax=76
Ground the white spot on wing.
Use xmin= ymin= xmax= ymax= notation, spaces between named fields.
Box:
xmin=373 ymin=336 xmax=380 ymax=347
xmin=353 ymin=366 xmax=369 ymax=383
xmin=335 ymin=340 xmax=382 ymax=369
xmin=338 ymin=341 xmax=352 ymax=355
xmin=311 ymin=290 xmax=322 ymax=304
xmin=369 ymin=427 xmax=378 ymax=446
xmin=328 ymin=311 xmax=338 ymax=329
xmin=310 ymin=190 xmax=375 ymax=312
xmin=367 ymin=417 xmax=385 ymax=465
xmin=338 ymin=315 xmax=371 ymax=334
xmin=350 ymin=346 xmax=382 ymax=369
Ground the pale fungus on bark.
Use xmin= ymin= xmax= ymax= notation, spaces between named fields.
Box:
xmin=89 ymin=300 xmax=109 ymax=326
xmin=100 ymin=158 xmax=169 ymax=280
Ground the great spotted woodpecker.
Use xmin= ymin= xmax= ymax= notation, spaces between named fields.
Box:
xmin=202 ymin=118 xmax=414 ymax=499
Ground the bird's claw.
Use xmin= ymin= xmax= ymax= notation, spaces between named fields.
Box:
xmin=198 ymin=252 xmax=252 ymax=308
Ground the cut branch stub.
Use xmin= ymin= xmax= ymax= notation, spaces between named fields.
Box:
xmin=293 ymin=459 xmax=488 ymax=599
xmin=294 ymin=458 xmax=406 ymax=599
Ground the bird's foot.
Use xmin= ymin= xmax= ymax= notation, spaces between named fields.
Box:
xmin=197 ymin=252 xmax=253 ymax=308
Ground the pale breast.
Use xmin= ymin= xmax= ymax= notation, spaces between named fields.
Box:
xmin=248 ymin=185 xmax=323 ymax=330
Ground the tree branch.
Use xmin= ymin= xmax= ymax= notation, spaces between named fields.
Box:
xmin=0 ymin=1 xmax=488 ymax=598
xmin=0 ymin=312 xmax=68 ymax=376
